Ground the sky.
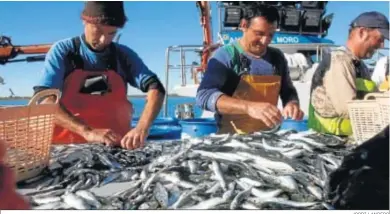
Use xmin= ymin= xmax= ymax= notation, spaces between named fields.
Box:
xmin=0 ymin=1 xmax=389 ymax=97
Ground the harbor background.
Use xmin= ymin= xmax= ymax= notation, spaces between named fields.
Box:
xmin=0 ymin=97 xmax=202 ymax=119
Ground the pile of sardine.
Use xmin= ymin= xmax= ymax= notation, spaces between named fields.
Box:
xmin=18 ymin=129 xmax=356 ymax=210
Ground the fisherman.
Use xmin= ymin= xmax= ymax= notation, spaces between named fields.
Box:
xmin=33 ymin=1 xmax=165 ymax=149
xmin=0 ymin=141 xmax=30 ymax=209
xmin=308 ymin=11 xmax=389 ymax=136
xmin=196 ymin=5 xmax=304 ymax=134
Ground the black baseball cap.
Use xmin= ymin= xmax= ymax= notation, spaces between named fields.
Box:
xmin=350 ymin=11 xmax=389 ymax=40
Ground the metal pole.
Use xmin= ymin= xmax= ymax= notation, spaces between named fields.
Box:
xmin=180 ymin=47 xmax=186 ymax=86
xmin=316 ymin=45 xmax=319 ymax=62
xmin=218 ymin=2 xmax=222 ymax=33
xmin=163 ymin=47 xmax=170 ymax=117
xmin=209 ymin=2 xmax=214 ymax=44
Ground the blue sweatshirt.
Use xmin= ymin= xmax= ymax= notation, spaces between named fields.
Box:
xmin=196 ymin=42 xmax=299 ymax=122
xmin=34 ymin=35 xmax=161 ymax=93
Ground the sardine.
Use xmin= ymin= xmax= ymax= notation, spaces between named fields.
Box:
xmin=33 ymin=201 xmax=67 ymax=210
xmin=241 ymin=201 xmax=260 ymax=210
xmin=62 ymin=193 xmax=91 ymax=210
xmin=154 ymin=182 xmax=169 ymax=208
xmin=159 ymin=172 xmax=196 ymax=189
xmin=75 ymin=190 xmax=102 ymax=208
xmin=187 ymin=160 xmax=198 ymax=174
xmin=250 ymin=189 xmax=283 ymax=200
xmin=230 ymin=187 xmax=252 ymax=209
xmin=211 ymin=160 xmax=227 ymax=191
xmin=206 ymin=182 xmax=221 ymax=194
xmin=236 ymin=152 xmax=295 ymax=173
xmin=258 ymin=197 xmax=318 ymax=208
xmin=185 ymin=197 xmax=227 ymax=209
xmin=238 ymin=177 xmax=262 ymax=187
xmin=224 ymin=139 xmax=251 ymax=149
xmin=32 ymin=196 xmax=62 ymax=205
xmin=306 ymin=185 xmax=323 ymax=200
xmin=170 ymin=184 xmax=208 ymax=209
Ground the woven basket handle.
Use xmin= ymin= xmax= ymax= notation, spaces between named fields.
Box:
xmin=28 ymin=89 xmax=61 ymax=106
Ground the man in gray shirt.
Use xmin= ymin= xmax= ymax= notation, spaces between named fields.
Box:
xmin=308 ymin=11 xmax=388 ymax=137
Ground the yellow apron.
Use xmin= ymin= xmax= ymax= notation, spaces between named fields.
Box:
xmin=218 ymin=75 xmax=281 ymax=134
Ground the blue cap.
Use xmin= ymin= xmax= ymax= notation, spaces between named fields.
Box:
xmin=350 ymin=11 xmax=389 ymax=40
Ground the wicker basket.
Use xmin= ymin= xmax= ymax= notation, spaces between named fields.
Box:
xmin=377 ymin=96 xmax=390 ymax=126
xmin=1 ymin=89 xmax=60 ymax=182
xmin=348 ymin=92 xmax=388 ymax=144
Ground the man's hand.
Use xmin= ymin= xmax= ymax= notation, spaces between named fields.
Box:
xmin=246 ymin=102 xmax=283 ymax=128
xmin=119 ymin=87 xmax=163 ymax=150
xmin=282 ymin=101 xmax=304 ymax=120
xmin=120 ymin=127 xmax=149 ymax=150
xmin=82 ymin=129 xmax=122 ymax=146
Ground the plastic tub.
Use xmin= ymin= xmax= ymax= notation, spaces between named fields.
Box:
xmin=179 ymin=118 xmax=217 ymax=137
xmin=147 ymin=125 xmax=182 ymax=140
xmin=280 ymin=119 xmax=308 ymax=132
xmin=132 ymin=117 xmax=178 ymax=127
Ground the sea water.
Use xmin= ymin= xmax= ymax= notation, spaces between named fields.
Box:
xmin=0 ymin=97 xmax=202 ymax=118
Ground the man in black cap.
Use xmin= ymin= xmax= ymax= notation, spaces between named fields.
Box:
xmin=308 ymin=11 xmax=389 ymax=137
xmin=33 ymin=1 xmax=166 ymax=150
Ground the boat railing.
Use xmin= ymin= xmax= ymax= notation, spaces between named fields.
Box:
xmin=163 ymin=45 xmax=208 ymax=117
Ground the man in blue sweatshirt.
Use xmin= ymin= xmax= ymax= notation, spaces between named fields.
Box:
xmin=196 ymin=5 xmax=304 ymax=134
xmin=34 ymin=2 xmax=165 ymax=149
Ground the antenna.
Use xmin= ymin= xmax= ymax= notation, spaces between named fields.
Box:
xmin=115 ymin=33 xmax=122 ymax=43
xmin=9 ymin=88 xmax=15 ymax=98
xmin=0 ymin=76 xmax=4 ymax=85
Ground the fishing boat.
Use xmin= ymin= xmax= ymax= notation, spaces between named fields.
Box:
xmin=162 ymin=1 xmax=388 ymax=138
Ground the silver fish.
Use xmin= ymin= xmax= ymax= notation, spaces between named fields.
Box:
xmin=206 ymin=182 xmax=221 ymax=194
xmin=236 ymin=152 xmax=295 ymax=173
xmin=250 ymin=189 xmax=283 ymax=200
xmin=33 ymin=201 xmax=68 ymax=210
xmin=230 ymin=187 xmax=252 ymax=209
xmin=258 ymin=197 xmax=318 ymax=208
xmin=222 ymin=182 xmax=236 ymax=200
xmin=170 ymin=184 xmax=208 ymax=209
xmin=154 ymin=182 xmax=169 ymax=208
xmin=32 ymin=196 xmax=62 ymax=205
xmin=224 ymin=139 xmax=251 ymax=149
xmin=185 ymin=197 xmax=227 ymax=209
xmin=241 ymin=201 xmax=261 ymax=210
xmin=211 ymin=160 xmax=227 ymax=191
xmin=187 ymin=160 xmax=198 ymax=174
xmin=306 ymin=185 xmax=323 ymax=200
xmin=62 ymin=193 xmax=91 ymax=210
xmin=75 ymin=190 xmax=102 ymax=208
xmin=238 ymin=177 xmax=262 ymax=187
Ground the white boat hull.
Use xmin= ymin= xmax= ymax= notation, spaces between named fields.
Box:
xmin=172 ymin=84 xmax=199 ymax=97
